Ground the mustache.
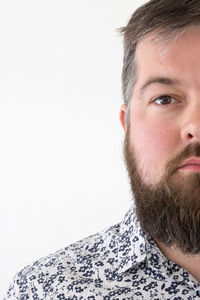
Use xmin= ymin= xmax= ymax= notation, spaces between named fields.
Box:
xmin=166 ymin=143 xmax=200 ymax=178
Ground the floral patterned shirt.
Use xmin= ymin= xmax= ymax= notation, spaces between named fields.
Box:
xmin=4 ymin=206 xmax=200 ymax=299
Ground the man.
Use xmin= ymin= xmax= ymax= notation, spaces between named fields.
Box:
xmin=5 ymin=0 xmax=200 ymax=298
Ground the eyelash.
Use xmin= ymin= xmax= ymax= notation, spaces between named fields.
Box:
xmin=151 ymin=95 xmax=177 ymax=106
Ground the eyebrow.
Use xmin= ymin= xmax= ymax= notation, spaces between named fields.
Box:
xmin=139 ymin=76 xmax=181 ymax=96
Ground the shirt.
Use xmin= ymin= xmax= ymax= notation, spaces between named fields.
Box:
xmin=4 ymin=206 xmax=200 ymax=300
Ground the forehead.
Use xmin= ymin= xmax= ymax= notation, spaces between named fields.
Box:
xmin=134 ymin=27 xmax=200 ymax=87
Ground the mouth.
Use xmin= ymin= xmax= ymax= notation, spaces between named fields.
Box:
xmin=179 ymin=158 xmax=200 ymax=172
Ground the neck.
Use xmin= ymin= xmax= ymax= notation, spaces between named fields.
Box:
xmin=156 ymin=241 xmax=200 ymax=282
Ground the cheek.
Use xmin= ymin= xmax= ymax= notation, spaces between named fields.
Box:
xmin=130 ymin=120 xmax=178 ymax=180
xmin=139 ymin=123 xmax=173 ymax=153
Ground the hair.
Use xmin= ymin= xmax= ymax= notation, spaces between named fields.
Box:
xmin=120 ymin=0 xmax=200 ymax=124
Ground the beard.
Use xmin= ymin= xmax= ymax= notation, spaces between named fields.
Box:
xmin=124 ymin=126 xmax=200 ymax=255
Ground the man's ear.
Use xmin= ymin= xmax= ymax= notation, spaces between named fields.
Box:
xmin=120 ymin=104 xmax=127 ymax=132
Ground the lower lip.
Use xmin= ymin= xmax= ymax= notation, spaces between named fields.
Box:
xmin=180 ymin=164 xmax=200 ymax=172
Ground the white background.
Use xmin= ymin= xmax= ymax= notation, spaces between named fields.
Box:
xmin=0 ymin=1 xmax=146 ymax=297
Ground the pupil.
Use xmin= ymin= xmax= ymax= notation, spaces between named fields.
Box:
xmin=161 ymin=96 xmax=170 ymax=104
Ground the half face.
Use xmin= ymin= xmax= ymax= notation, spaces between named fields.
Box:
xmin=121 ymin=26 xmax=200 ymax=186
xmin=120 ymin=26 xmax=200 ymax=254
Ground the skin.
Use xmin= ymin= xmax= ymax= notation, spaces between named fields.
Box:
xmin=120 ymin=26 xmax=200 ymax=282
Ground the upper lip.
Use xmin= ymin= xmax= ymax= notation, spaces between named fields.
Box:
xmin=180 ymin=157 xmax=200 ymax=168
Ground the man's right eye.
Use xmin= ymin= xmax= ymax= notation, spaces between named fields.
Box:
xmin=152 ymin=95 xmax=177 ymax=106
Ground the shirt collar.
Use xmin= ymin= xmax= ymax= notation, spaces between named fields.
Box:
xmin=116 ymin=205 xmax=147 ymax=274
xmin=116 ymin=205 xmax=175 ymax=279
xmin=116 ymin=205 xmax=200 ymax=287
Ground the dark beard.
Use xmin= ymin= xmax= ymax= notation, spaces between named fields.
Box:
xmin=124 ymin=126 xmax=200 ymax=255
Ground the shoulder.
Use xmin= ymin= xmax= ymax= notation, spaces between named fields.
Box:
xmin=4 ymin=223 xmax=121 ymax=300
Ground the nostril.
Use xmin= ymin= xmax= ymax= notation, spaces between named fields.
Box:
xmin=188 ymin=133 xmax=193 ymax=138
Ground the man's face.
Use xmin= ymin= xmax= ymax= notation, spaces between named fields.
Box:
xmin=123 ymin=27 xmax=200 ymax=185
xmin=120 ymin=26 xmax=200 ymax=254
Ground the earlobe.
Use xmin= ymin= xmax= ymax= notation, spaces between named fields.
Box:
xmin=120 ymin=104 xmax=127 ymax=132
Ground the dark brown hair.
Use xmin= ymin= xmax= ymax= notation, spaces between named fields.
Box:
xmin=120 ymin=0 xmax=200 ymax=122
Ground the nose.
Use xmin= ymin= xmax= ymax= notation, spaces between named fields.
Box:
xmin=181 ymin=104 xmax=200 ymax=143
